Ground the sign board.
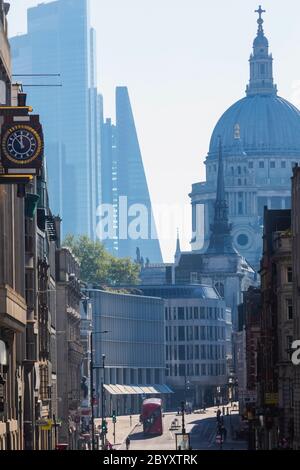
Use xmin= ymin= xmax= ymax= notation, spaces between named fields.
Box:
xmin=37 ymin=419 xmax=53 ymax=431
xmin=175 ymin=433 xmax=190 ymax=450
xmin=265 ymin=393 xmax=278 ymax=405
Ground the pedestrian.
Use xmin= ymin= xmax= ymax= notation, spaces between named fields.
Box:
xmin=126 ymin=436 xmax=130 ymax=450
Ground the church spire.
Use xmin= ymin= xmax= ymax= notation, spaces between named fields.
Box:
xmin=246 ymin=5 xmax=277 ymax=96
xmin=174 ymin=228 xmax=181 ymax=263
xmin=206 ymin=138 xmax=237 ymax=255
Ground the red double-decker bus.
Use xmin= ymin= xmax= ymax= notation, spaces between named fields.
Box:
xmin=141 ymin=398 xmax=163 ymax=436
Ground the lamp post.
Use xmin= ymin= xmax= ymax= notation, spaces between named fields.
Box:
xmin=181 ymin=400 xmax=186 ymax=434
xmin=101 ymin=354 xmax=106 ymax=450
xmin=90 ymin=331 xmax=108 ymax=451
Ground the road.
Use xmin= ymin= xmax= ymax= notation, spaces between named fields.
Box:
xmin=116 ymin=406 xmax=247 ymax=451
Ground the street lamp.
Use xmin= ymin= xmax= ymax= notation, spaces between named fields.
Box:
xmin=90 ymin=330 xmax=109 ymax=451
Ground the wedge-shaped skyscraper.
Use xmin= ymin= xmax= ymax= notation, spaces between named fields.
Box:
xmin=100 ymin=87 xmax=163 ymax=263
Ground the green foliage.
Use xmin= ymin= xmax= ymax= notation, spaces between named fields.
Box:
xmin=63 ymin=235 xmax=140 ymax=286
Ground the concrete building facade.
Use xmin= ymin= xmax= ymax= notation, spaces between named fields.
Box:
xmin=56 ymin=246 xmax=83 ymax=449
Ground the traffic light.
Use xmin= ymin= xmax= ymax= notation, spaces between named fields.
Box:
xmin=112 ymin=410 xmax=117 ymax=423
xmin=101 ymin=419 xmax=108 ymax=434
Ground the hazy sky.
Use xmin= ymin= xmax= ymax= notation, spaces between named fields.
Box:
xmin=8 ymin=0 xmax=300 ymax=261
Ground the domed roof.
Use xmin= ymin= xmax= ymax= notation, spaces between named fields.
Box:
xmin=253 ymin=33 xmax=268 ymax=48
xmin=209 ymin=94 xmax=300 ymax=157
xmin=208 ymin=7 xmax=300 ymax=159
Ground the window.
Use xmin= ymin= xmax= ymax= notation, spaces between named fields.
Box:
xmin=231 ymin=167 xmax=234 ymax=175
xmin=237 ymin=233 xmax=249 ymax=246
xmin=165 ymin=308 xmax=168 ymax=320
xmin=195 ymin=364 xmax=200 ymax=376
xmin=287 ymin=336 xmax=293 ymax=359
xmin=194 ymin=326 xmax=199 ymax=340
xmin=201 ymin=345 xmax=206 ymax=360
xmin=238 ymin=201 xmax=243 ymax=214
xmin=194 ymin=307 xmax=199 ymax=319
xmin=259 ymin=161 xmax=264 ymax=169
xmin=178 ymin=307 xmax=184 ymax=320
xmin=195 ymin=345 xmax=199 ymax=359
xmin=287 ymin=299 xmax=293 ymax=320
xmin=190 ymin=272 xmax=198 ymax=283
xmin=179 ymin=364 xmax=186 ymax=377
xmin=188 ymin=326 xmax=193 ymax=341
xmin=238 ymin=166 xmax=241 ymax=175
xmin=200 ymin=326 xmax=206 ymax=340
xmin=281 ymin=161 xmax=286 ymax=169
xmin=215 ymin=282 xmax=224 ymax=298
xmin=178 ymin=326 xmax=185 ymax=341
xmin=287 ymin=267 xmax=293 ymax=283
xmin=201 ymin=364 xmax=206 ymax=376
xmin=179 ymin=345 xmax=185 ymax=360
xmin=260 ymin=64 xmax=265 ymax=74
xmin=248 ymin=161 xmax=253 ymax=169
xmin=270 ymin=161 xmax=275 ymax=169
xmin=200 ymin=307 xmax=206 ymax=319
xmin=165 ymin=327 xmax=169 ymax=342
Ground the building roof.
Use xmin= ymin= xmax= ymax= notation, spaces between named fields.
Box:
xmin=208 ymin=7 xmax=300 ymax=158
xmin=138 ymin=284 xmax=221 ymax=300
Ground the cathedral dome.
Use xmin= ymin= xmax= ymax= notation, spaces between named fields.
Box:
xmin=208 ymin=6 xmax=300 ymax=159
xmin=208 ymin=94 xmax=300 ymax=157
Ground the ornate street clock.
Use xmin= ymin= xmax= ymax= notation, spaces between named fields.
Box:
xmin=0 ymin=112 xmax=44 ymax=172
xmin=2 ymin=124 xmax=43 ymax=165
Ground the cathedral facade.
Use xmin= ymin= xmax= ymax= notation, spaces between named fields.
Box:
xmin=190 ymin=7 xmax=300 ymax=269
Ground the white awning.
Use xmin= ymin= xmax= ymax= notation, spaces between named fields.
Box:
xmin=103 ymin=384 xmax=173 ymax=395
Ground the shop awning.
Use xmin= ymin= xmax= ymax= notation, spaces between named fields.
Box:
xmin=103 ymin=384 xmax=173 ymax=395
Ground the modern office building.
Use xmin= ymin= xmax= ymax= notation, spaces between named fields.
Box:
xmin=190 ymin=7 xmax=300 ymax=269
xmin=99 ymin=87 xmax=163 ymax=263
xmin=138 ymin=285 xmax=232 ymax=409
xmin=10 ymin=0 xmax=100 ymax=239
xmin=86 ymin=289 xmax=168 ymax=415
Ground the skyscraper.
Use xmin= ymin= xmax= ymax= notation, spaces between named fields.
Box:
xmin=10 ymin=0 xmax=99 ymax=239
xmin=100 ymin=87 xmax=163 ymax=263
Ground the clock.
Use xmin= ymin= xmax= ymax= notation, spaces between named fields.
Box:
xmin=1 ymin=124 xmax=43 ymax=165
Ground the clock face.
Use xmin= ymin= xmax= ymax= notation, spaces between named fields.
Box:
xmin=2 ymin=125 xmax=42 ymax=165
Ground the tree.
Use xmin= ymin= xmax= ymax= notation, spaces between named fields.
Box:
xmin=63 ymin=235 xmax=140 ymax=286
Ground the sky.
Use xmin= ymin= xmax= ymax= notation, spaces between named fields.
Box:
xmin=8 ymin=0 xmax=300 ymax=262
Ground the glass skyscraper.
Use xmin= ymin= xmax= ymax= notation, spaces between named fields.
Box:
xmin=10 ymin=0 xmax=99 ymax=239
xmin=100 ymin=87 xmax=163 ymax=263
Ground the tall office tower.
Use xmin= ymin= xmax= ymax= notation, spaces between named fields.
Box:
xmin=100 ymin=87 xmax=163 ymax=263
xmin=10 ymin=0 xmax=100 ymax=239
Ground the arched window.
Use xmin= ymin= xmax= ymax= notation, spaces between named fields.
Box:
xmin=215 ymin=282 xmax=224 ymax=299
xmin=0 ymin=340 xmax=8 ymax=366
